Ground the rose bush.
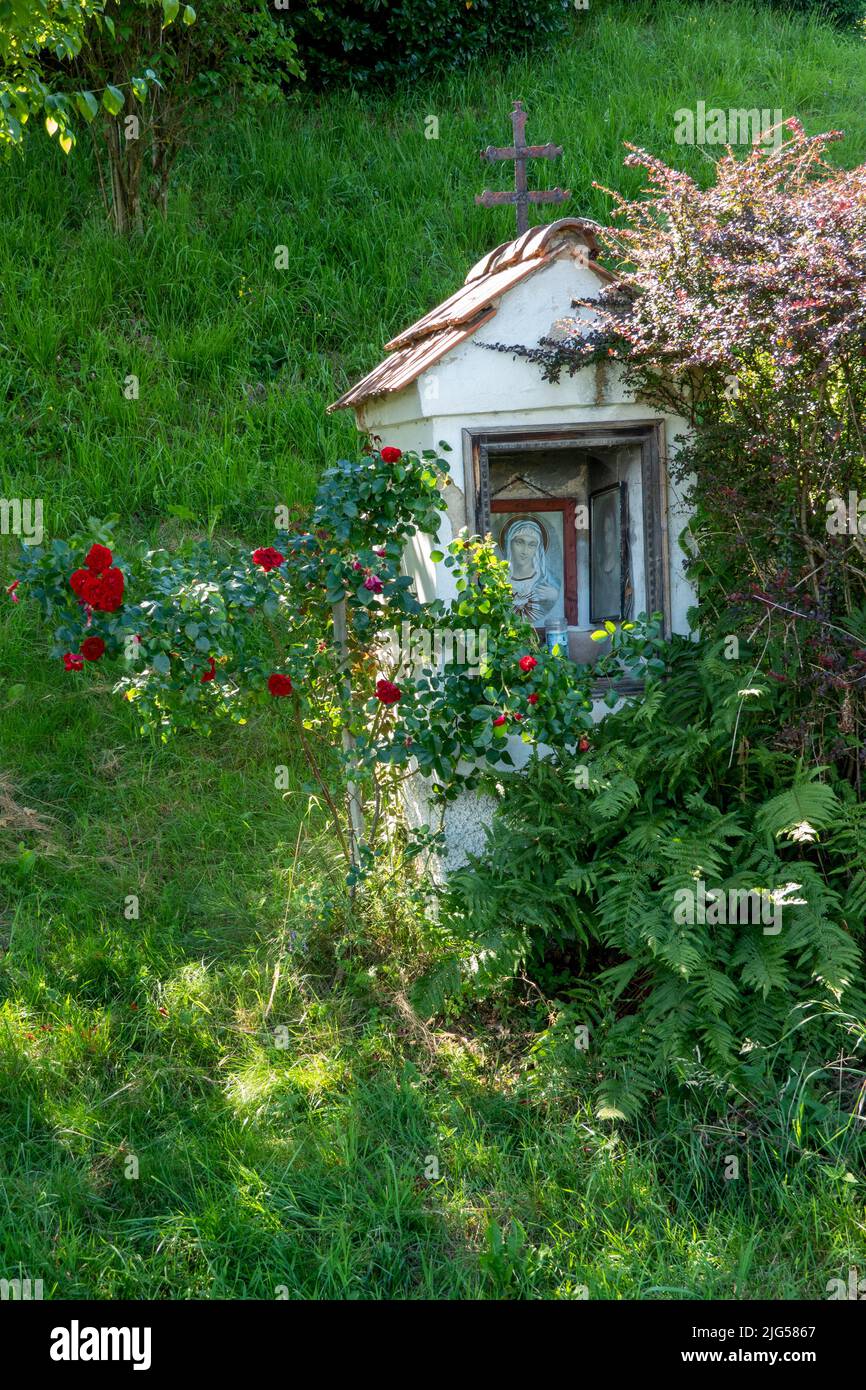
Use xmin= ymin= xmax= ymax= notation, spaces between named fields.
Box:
xmin=14 ymin=445 xmax=659 ymax=882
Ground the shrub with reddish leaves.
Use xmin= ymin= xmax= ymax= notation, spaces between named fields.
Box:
xmin=494 ymin=121 xmax=866 ymax=775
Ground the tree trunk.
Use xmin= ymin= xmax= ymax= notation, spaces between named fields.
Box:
xmin=105 ymin=101 xmax=144 ymax=235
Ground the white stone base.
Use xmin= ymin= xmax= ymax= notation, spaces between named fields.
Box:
xmin=402 ymin=769 xmax=500 ymax=882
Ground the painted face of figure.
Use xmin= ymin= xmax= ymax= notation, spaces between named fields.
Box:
xmin=502 ymin=517 xmax=561 ymax=626
xmin=510 ymin=529 xmax=540 ymax=579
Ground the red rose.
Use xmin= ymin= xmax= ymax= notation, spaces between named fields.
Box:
xmin=70 ymin=568 xmax=98 ymax=603
xmin=72 ymin=565 xmax=124 ymax=611
xmin=201 ymin=656 xmax=216 ymax=683
xmin=578 ymin=736 xmax=590 ymax=753
xmin=492 ymin=713 xmax=507 ymax=727
xmin=267 ymin=673 xmax=293 ymax=697
xmin=62 ymin=651 xmax=84 ymax=671
xmin=380 ymin=446 xmax=402 ymax=463
xmin=85 ymin=543 xmax=113 ymax=572
xmin=81 ymin=636 xmax=106 ymax=662
xmin=90 ymin=567 xmax=124 ymax=612
xmin=375 ymin=678 xmax=402 ymax=705
xmin=527 ymin=693 xmax=538 ymax=705
xmin=252 ymin=547 xmax=285 ymax=572
xmin=519 ymin=655 xmax=538 ymax=673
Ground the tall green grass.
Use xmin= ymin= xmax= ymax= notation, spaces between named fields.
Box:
xmin=1 ymin=0 xmax=865 ymax=1298
xmin=1 ymin=0 xmax=864 ymax=533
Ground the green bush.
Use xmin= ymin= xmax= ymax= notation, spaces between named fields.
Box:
xmin=286 ymin=0 xmax=573 ymax=87
xmin=416 ymin=637 xmax=866 ymax=1120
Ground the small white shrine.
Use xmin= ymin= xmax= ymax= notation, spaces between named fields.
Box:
xmin=330 ymin=215 xmax=693 ymax=651
xmin=329 ymin=109 xmax=695 ymax=868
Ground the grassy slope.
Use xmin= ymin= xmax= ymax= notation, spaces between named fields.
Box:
xmin=1 ymin=0 xmax=865 ymax=1297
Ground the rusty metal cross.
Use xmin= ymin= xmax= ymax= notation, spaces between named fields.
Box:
xmin=475 ymin=100 xmax=570 ymax=236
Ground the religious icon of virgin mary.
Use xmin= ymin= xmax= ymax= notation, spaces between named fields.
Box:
xmin=501 ymin=517 xmax=561 ymax=626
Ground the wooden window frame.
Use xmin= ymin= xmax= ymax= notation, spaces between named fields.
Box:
xmin=490 ymin=496 xmax=579 ymax=627
xmin=462 ymin=421 xmax=671 ymax=693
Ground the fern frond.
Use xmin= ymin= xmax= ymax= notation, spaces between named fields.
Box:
xmin=755 ymin=773 xmax=841 ymax=840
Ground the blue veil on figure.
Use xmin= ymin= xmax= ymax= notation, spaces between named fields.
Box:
xmin=502 ymin=518 xmax=562 ymax=626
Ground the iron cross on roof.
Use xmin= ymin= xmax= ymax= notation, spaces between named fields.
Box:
xmin=475 ymin=100 xmax=570 ymax=236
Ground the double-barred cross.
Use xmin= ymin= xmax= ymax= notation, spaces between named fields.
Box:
xmin=475 ymin=100 xmax=570 ymax=236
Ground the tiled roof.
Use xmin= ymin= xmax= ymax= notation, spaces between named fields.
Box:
xmin=328 ymin=218 xmax=610 ymax=413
